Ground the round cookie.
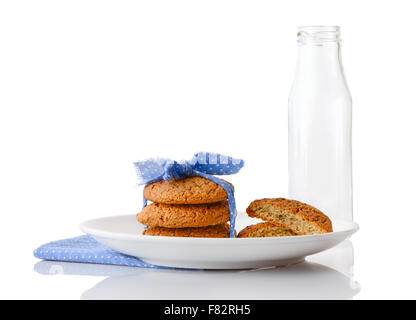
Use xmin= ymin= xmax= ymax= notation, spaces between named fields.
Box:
xmin=136 ymin=201 xmax=230 ymax=228
xmin=143 ymin=176 xmax=232 ymax=204
xmin=237 ymin=222 xmax=298 ymax=238
xmin=143 ymin=223 xmax=231 ymax=238
xmin=246 ymin=198 xmax=333 ymax=235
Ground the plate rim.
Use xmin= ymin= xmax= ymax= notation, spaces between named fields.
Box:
xmin=80 ymin=214 xmax=359 ymax=244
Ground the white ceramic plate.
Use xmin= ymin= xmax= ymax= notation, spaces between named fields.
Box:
xmin=80 ymin=214 xmax=358 ymax=269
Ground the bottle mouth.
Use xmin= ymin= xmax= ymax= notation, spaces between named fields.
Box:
xmin=297 ymin=26 xmax=341 ymax=44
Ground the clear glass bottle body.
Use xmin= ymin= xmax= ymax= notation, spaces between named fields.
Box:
xmin=288 ymin=26 xmax=353 ymax=221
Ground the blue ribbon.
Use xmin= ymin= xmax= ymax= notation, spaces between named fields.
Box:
xmin=133 ymin=152 xmax=244 ymax=237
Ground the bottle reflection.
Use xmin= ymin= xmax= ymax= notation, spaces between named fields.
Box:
xmin=34 ymin=240 xmax=359 ymax=299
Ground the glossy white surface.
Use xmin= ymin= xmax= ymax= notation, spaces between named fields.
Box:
xmin=2 ymin=0 xmax=416 ymax=299
xmin=31 ymin=241 xmax=359 ymax=300
xmin=80 ymin=214 xmax=358 ymax=269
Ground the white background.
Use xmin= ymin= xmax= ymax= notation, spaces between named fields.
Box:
xmin=1 ymin=0 xmax=415 ymax=299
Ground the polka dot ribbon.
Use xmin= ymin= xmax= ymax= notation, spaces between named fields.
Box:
xmin=133 ymin=152 xmax=245 ymax=237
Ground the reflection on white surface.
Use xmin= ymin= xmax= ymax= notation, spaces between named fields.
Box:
xmin=34 ymin=260 xmax=140 ymax=277
xmin=34 ymin=241 xmax=359 ymax=299
xmin=307 ymin=240 xmax=355 ymax=277
xmin=81 ymin=263 xmax=358 ymax=300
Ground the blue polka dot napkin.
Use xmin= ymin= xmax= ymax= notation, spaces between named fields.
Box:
xmin=34 ymin=235 xmax=168 ymax=268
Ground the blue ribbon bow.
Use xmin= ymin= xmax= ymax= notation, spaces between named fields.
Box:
xmin=133 ymin=152 xmax=245 ymax=237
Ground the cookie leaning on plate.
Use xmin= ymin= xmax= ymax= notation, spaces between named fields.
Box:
xmin=143 ymin=223 xmax=231 ymax=238
xmin=237 ymin=222 xmax=298 ymax=238
xmin=246 ymin=198 xmax=333 ymax=235
xmin=137 ymin=201 xmax=230 ymax=228
xmin=143 ymin=176 xmax=232 ymax=204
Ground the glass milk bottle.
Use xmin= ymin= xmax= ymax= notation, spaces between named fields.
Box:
xmin=288 ymin=26 xmax=353 ymax=221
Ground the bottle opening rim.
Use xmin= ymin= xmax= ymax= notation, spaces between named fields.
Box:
xmin=297 ymin=26 xmax=341 ymax=44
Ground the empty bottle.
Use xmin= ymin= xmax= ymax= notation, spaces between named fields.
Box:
xmin=288 ymin=26 xmax=353 ymax=221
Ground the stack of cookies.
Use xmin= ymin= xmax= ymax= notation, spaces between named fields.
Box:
xmin=238 ymin=198 xmax=333 ymax=238
xmin=137 ymin=176 xmax=233 ymax=238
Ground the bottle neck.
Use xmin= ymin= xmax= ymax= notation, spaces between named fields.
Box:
xmin=295 ymin=42 xmax=343 ymax=76
xmin=294 ymin=26 xmax=345 ymax=79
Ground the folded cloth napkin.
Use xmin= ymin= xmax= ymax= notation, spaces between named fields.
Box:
xmin=34 ymin=235 xmax=168 ymax=268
